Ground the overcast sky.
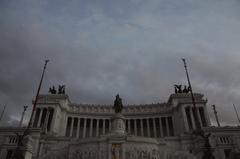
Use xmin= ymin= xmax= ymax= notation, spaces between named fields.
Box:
xmin=0 ymin=0 xmax=240 ymax=126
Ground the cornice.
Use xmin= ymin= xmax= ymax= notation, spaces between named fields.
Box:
xmin=67 ymin=103 xmax=172 ymax=115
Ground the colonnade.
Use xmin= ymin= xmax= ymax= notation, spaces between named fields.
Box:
xmin=125 ymin=117 xmax=174 ymax=137
xmin=65 ymin=116 xmax=174 ymax=138
xmin=185 ymin=106 xmax=207 ymax=130
xmin=32 ymin=107 xmax=54 ymax=132
xmin=65 ymin=118 xmax=111 ymax=138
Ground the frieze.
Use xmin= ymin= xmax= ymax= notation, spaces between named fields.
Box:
xmin=68 ymin=142 xmax=196 ymax=159
xmin=41 ymin=147 xmax=68 ymax=159
xmin=125 ymin=148 xmax=196 ymax=159
xmin=69 ymin=143 xmax=107 ymax=159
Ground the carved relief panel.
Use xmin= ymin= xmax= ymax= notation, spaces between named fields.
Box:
xmin=69 ymin=143 xmax=108 ymax=159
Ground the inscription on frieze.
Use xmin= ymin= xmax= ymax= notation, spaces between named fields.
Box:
xmin=125 ymin=146 xmax=196 ymax=159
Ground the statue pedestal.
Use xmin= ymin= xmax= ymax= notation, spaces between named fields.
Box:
xmin=108 ymin=113 xmax=126 ymax=159
xmin=110 ymin=113 xmax=126 ymax=136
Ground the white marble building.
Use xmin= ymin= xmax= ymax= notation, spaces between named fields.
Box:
xmin=0 ymin=92 xmax=240 ymax=159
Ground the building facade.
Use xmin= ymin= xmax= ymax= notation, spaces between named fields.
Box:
xmin=0 ymin=92 xmax=240 ymax=159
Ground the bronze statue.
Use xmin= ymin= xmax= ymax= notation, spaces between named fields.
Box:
xmin=174 ymin=86 xmax=178 ymax=94
xmin=49 ymin=86 xmax=57 ymax=94
xmin=49 ymin=85 xmax=66 ymax=94
xmin=174 ymin=84 xmax=190 ymax=94
xmin=113 ymin=94 xmax=123 ymax=113
xmin=58 ymin=85 xmax=65 ymax=94
xmin=174 ymin=84 xmax=182 ymax=93
xmin=182 ymin=85 xmax=190 ymax=93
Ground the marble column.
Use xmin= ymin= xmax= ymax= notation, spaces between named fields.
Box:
xmin=70 ymin=117 xmax=74 ymax=137
xmin=64 ymin=117 xmax=69 ymax=136
xmin=109 ymin=119 xmax=111 ymax=132
xmin=96 ymin=119 xmax=99 ymax=137
xmin=190 ymin=108 xmax=196 ymax=129
xmin=127 ymin=120 xmax=131 ymax=134
xmin=147 ymin=118 xmax=150 ymax=137
xmin=31 ymin=109 xmax=37 ymax=127
xmin=197 ymin=107 xmax=203 ymax=127
xmin=203 ymin=107 xmax=211 ymax=126
xmin=182 ymin=106 xmax=189 ymax=131
xmin=90 ymin=118 xmax=93 ymax=137
xmin=134 ymin=119 xmax=137 ymax=136
xmin=153 ymin=118 xmax=157 ymax=138
xmin=76 ymin=118 xmax=81 ymax=138
xmin=140 ymin=119 xmax=143 ymax=137
xmin=37 ymin=108 xmax=43 ymax=127
xmin=166 ymin=117 xmax=170 ymax=136
xmin=44 ymin=108 xmax=50 ymax=132
xmin=159 ymin=117 xmax=163 ymax=137
xmin=83 ymin=118 xmax=87 ymax=138
xmin=103 ymin=119 xmax=105 ymax=135
xmin=50 ymin=108 xmax=57 ymax=132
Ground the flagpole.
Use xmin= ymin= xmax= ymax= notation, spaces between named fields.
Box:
xmin=181 ymin=58 xmax=215 ymax=159
xmin=212 ymin=105 xmax=220 ymax=127
xmin=27 ymin=60 xmax=49 ymax=128
xmin=0 ymin=105 xmax=6 ymax=122
xmin=233 ymin=104 xmax=240 ymax=124
xmin=13 ymin=60 xmax=49 ymax=159
xmin=182 ymin=58 xmax=201 ymax=129
xmin=19 ymin=106 xmax=28 ymax=127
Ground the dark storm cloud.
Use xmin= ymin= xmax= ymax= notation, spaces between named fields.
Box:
xmin=0 ymin=0 xmax=240 ymax=126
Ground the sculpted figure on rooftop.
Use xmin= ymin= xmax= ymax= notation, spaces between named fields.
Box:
xmin=49 ymin=86 xmax=57 ymax=94
xmin=174 ymin=84 xmax=190 ymax=94
xmin=49 ymin=85 xmax=66 ymax=94
xmin=58 ymin=85 xmax=65 ymax=94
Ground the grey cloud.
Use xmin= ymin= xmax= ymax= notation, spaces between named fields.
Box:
xmin=1 ymin=0 xmax=240 ymax=126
